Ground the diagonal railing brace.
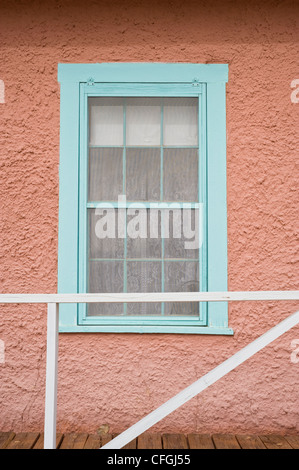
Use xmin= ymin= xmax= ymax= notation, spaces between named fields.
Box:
xmin=101 ymin=309 xmax=299 ymax=449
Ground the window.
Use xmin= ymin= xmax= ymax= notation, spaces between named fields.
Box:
xmin=58 ymin=63 xmax=232 ymax=334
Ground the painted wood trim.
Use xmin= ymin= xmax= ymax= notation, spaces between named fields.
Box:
xmin=83 ymin=83 xmax=203 ymax=96
xmin=58 ymin=63 xmax=228 ymax=84
xmin=206 ymin=82 xmax=228 ymax=328
xmin=78 ymin=85 xmax=88 ymax=325
xmin=57 ymin=81 xmax=80 ymax=328
xmin=44 ymin=303 xmax=59 ymax=449
xmin=57 ymin=63 xmax=230 ymax=333
xmin=78 ymin=83 xmax=208 ymax=328
xmin=199 ymin=86 xmax=208 ymax=324
xmin=0 ymin=291 xmax=298 ymax=303
xmin=59 ymin=325 xmax=234 ymax=334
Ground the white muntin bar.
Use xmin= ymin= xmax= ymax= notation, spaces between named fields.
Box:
xmin=101 ymin=309 xmax=299 ymax=449
xmin=0 ymin=291 xmax=298 ymax=304
xmin=44 ymin=303 xmax=59 ymax=450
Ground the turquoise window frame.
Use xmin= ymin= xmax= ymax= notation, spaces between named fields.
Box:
xmin=57 ymin=63 xmax=233 ymax=335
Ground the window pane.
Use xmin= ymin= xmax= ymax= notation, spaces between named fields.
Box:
xmin=164 ymin=261 xmax=199 ymax=316
xmin=126 ymin=98 xmax=161 ymax=146
xmin=164 ymin=209 xmax=199 ymax=259
xmin=127 ymin=209 xmax=162 ymax=259
xmin=163 ymin=149 xmax=198 ymax=201
xmin=89 ymin=148 xmax=123 ymax=201
xmin=126 ymin=148 xmax=160 ymax=201
xmin=163 ymin=98 xmax=198 ymax=146
xmin=89 ymin=97 xmax=123 ymax=146
xmin=88 ymin=260 xmax=124 ymax=316
xmin=89 ymin=208 xmax=124 ymax=259
xmin=127 ymin=261 xmax=162 ymax=315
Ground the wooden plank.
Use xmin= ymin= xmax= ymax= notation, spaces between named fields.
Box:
xmin=0 ymin=432 xmax=15 ymax=449
xmin=162 ymin=434 xmax=188 ymax=449
xmin=1 ymin=431 xmax=297 ymax=450
xmin=59 ymin=433 xmax=89 ymax=449
xmin=72 ymin=433 xmax=89 ymax=449
xmin=59 ymin=433 xmax=74 ymax=449
xmin=284 ymin=435 xmax=299 ymax=449
xmin=123 ymin=439 xmax=137 ymax=450
xmin=259 ymin=435 xmax=293 ymax=449
xmin=6 ymin=432 xmax=40 ymax=449
xmin=138 ymin=433 xmax=162 ymax=449
xmin=33 ymin=433 xmax=63 ymax=449
xmin=100 ymin=433 xmax=113 ymax=447
xmin=122 ymin=439 xmax=137 ymax=449
xmin=212 ymin=434 xmax=241 ymax=449
xmin=236 ymin=434 xmax=266 ymax=449
xmin=84 ymin=434 xmax=102 ymax=449
xmin=187 ymin=433 xmax=215 ymax=449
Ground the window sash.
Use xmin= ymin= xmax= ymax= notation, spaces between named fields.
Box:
xmin=78 ymin=84 xmax=207 ymax=326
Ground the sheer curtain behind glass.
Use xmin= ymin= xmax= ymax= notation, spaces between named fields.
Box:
xmin=87 ymin=97 xmax=200 ymax=317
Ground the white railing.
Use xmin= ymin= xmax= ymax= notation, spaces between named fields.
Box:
xmin=0 ymin=291 xmax=299 ymax=449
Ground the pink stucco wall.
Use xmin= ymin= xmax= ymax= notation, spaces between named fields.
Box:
xmin=0 ymin=0 xmax=298 ymax=434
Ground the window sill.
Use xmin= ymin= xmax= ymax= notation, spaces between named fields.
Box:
xmin=59 ymin=325 xmax=234 ymax=335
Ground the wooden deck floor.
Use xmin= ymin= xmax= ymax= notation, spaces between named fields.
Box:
xmin=0 ymin=432 xmax=299 ymax=449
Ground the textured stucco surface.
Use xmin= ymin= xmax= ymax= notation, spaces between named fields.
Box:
xmin=0 ymin=0 xmax=298 ymax=434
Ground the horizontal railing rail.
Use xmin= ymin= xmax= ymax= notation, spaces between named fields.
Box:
xmin=0 ymin=291 xmax=299 ymax=303
xmin=0 ymin=291 xmax=299 ymax=449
